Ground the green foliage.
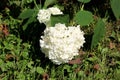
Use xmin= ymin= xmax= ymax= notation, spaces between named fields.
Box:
xmin=0 ymin=34 xmax=45 ymax=79
xmin=0 ymin=35 xmax=30 ymax=79
xmin=1 ymin=0 xmax=120 ymax=80
xmin=74 ymin=10 xmax=93 ymax=26
xmin=18 ymin=8 xmax=38 ymax=30
xmin=44 ymin=0 xmax=57 ymax=8
xmin=51 ymin=15 xmax=69 ymax=26
xmin=18 ymin=9 xmax=34 ymax=19
xmin=91 ymin=19 xmax=106 ymax=49
xmin=24 ymin=0 xmax=33 ymax=4
xmin=110 ymin=0 xmax=120 ymax=20
xmin=36 ymin=67 xmax=44 ymax=74
xmin=77 ymin=0 xmax=91 ymax=3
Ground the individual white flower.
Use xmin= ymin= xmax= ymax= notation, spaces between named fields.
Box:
xmin=40 ymin=23 xmax=85 ymax=65
xmin=37 ymin=9 xmax=51 ymax=24
xmin=48 ymin=7 xmax=63 ymax=15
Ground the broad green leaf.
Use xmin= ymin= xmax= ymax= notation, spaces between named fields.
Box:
xmin=110 ymin=0 xmax=120 ymax=20
xmin=36 ymin=67 xmax=44 ymax=74
xmin=51 ymin=15 xmax=69 ymax=26
xmin=22 ymin=16 xmax=36 ymax=30
xmin=44 ymin=0 xmax=57 ymax=8
xmin=91 ymin=19 xmax=106 ymax=49
xmin=18 ymin=9 xmax=34 ymax=19
xmin=77 ymin=0 xmax=91 ymax=3
xmin=74 ymin=10 xmax=93 ymax=26
xmin=22 ymin=9 xmax=38 ymax=30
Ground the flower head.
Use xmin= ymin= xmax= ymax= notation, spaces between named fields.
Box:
xmin=40 ymin=23 xmax=85 ymax=65
xmin=37 ymin=7 xmax=63 ymax=24
xmin=48 ymin=7 xmax=63 ymax=15
xmin=37 ymin=9 xmax=51 ymax=24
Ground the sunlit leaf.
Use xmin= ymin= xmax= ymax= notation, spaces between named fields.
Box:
xmin=74 ymin=10 xmax=93 ymax=26
xmin=27 ymin=61 xmax=34 ymax=69
xmin=36 ymin=67 xmax=44 ymax=74
xmin=17 ymin=73 xmax=25 ymax=80
xmin=78 ymin=71 xmax=84 ymax=76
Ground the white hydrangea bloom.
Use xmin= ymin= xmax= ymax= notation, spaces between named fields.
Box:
xmin=48 ymin=7 xmax=63 ymax=15
xmin=37 ymin=9 xmax=51 ymax=24
xmin=40 ymin=23 xmax=85 ymax=65
xmin=37 ymin=7 xmax=63 ymax=24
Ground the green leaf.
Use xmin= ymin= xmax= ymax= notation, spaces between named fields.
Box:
xmin=74 ymin=10 xmax=93 ymax=26
xmin=63 ymin=65 xmax=71 ymax=72
xmin=44 ymin=0 xmax=57 ymax=8
xmin=51 ymin=15 xmax=69 ymax=26
xmin=22 ymin=9 xmax=38 ymax=30
xmin=87 ymin=57 xmax=98 ymax=62
xmin=91 ymin=19 xmax=106 ymax=49
xmin=78 ymin=71 xmax=84 ymax=76
xmin=110 ymin=0 xmax=120 ymax=20
xmin=6 ymin=62 xmax=14 ymax=68
xmin=17 ymin=73 xmax=25 ymax=80
xmin=22 ymin=16 xmax=36 ymax=30
xmin=36 ymin=67 xmax=44 ymax=74
xmin=77 ymin=0 xmax=91 ymax=3
xmin=27 ymin=61 xmax=34 ymax=69
xmin=18 ymin=9 xmax=34 ymax=19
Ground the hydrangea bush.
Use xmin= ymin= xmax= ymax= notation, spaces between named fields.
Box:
xmin=38 ymin=7 xmax=85 ymax=65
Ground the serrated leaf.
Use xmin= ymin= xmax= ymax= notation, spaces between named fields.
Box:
xmin=91 ymin=19 xmax=106 ymax=49
xmin=18 ymin=9 xmax=34 ymax=19
xmin=110 ymin=0 xmax=120 ymax=20
xmin=51 ymin=15 xmax=69 ymax=26
xmin=74 ymin=10 xmax=93 ymax=26
xmin=78 ymin=0 xmax=91 ymax=3
xmin=44 ymin=0 xmax=57 ymax=8
xmin=36 ymin=67 xmax=44 ymax=74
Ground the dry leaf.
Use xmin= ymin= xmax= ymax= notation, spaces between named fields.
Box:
xmin=68 ymin=58 xmax=82 ymax=64
xmin=93 ymin=64 xmax=100 ymax=70
xmin=2 ymin=24 xmax=9 ymax=36
xmin=74 ymin=67 xmax=80 ymax=73
xmin=42 ymin=73 xmax=49 ymax=80
xmin=109 ymin=42 xmax=115 ymax=49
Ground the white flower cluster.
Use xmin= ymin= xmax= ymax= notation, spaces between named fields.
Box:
xmin=37 ymin=7 xmax=63 ymax=24
xmin=40 ymin=23 xmax=85 ymax=65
